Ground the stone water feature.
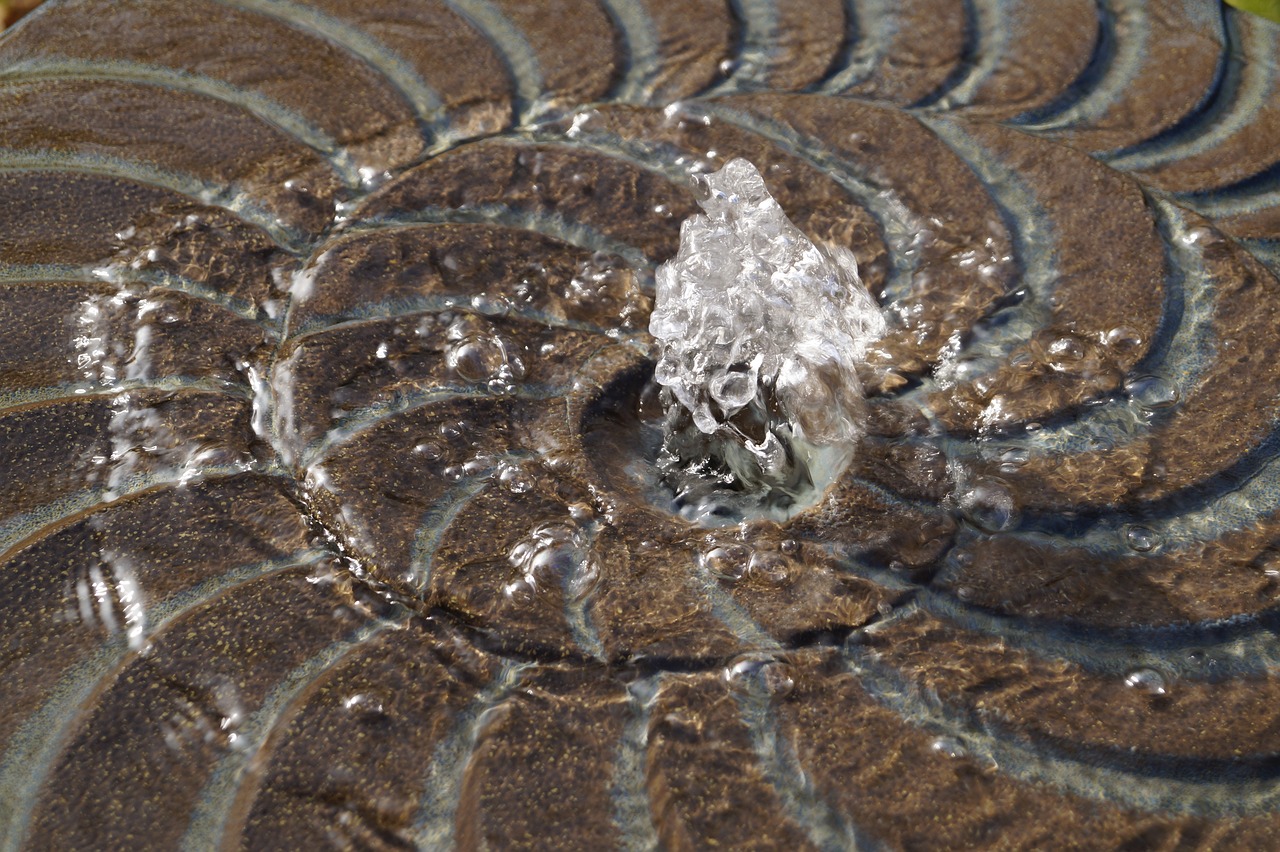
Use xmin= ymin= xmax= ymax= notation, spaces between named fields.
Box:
xmin=2 ymin=0 xmax=1280 ymax=849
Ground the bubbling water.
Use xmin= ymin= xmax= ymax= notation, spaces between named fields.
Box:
xmin=649 ymin=158 xmax=886 ymax=523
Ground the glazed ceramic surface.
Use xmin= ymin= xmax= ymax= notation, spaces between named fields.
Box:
xmin=2 ymin=1 xmax=1280 ymax=848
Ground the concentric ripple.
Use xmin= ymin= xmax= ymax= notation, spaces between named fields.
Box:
xmin=3 ymin=1 xmax=1280 ymax=848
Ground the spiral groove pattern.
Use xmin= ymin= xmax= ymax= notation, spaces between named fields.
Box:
xmin=3 ymin=1 xmax=1280 ymax=848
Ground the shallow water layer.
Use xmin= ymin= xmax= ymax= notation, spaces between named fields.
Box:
xmin=3 ymin=1 xmax=1280 ymax=850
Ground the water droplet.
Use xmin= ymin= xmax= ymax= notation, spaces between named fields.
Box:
xmin=440 ymin=421 xmax=468 ymax=442
xmin=1124 ymin=668 xmax=1167 ymax=695
xmin=461 ymin=455 xmax=496 ymax=478
xmin=1125 ymin=375 xmax=1179 ymax=411
xmin=471 ymin=293 xmax=513 ymax=316
xmin=1124 ymin=525 xmax=1160 ymax=553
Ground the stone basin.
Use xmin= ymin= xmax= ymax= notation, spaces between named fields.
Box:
xmin=2 ymin=1 xmax=1280 ymax=849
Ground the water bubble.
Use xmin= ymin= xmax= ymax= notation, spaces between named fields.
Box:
xmin=930 ymin=736 xmax=967 ymax=758
xmin=958 ymin=480 xmax=1020 ymax=533
xmin=1047 ymin=336 xmax=1085 ymax=363
xmin=342 ymin=692 xmax=388 ymax=722
xmin=1105 ymin=326 xmax=1143 ymax=351
xmin=461 ymin=454 xmax=496 ymax=478
xmin=506 ymin=521 xmax=596 ymax=600
xmin=1123 ymin=668 xmax=1168 ymax=695
xmin=440 ymin=420 xmax=468 ymax=442
xmin=471 ymin=293 xmax=513 ymax=316
xmin=1125 ymin=375 xmax=1179 ymax=411
xmin=725 ymin=655 xmax=794 ymax=698
xmin=995 ymin=446 xmax=1029 ymax=474
xmin=503 ymin=577 xmax=536 ymax=605
xmin=447 ymin=335 xmax=507 ymax=383
xmin=498 ymin=462 xmax=533 ymax=494
xmin=413 ymin=442 xmax=444 ymax=461
xmin=747 ymin=549 xmax=790 ymax=585
xmin=701 ymin=544 xmax=751 ymax=580
xmin=1124 ymin=525 xmax=1160 ymax=553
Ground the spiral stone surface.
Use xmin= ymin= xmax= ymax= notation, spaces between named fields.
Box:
xmin=3 ymin=1 xmax=1280 ymax=849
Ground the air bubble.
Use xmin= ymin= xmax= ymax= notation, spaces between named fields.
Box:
xmin=506 ymin=520 xmax=597 ymax=601
xmin=1106 ymin=326 xmax=1143 ymax=350
xmin=931 ymin=737 xmax=967 ymax=758
xmin=701 ymin=544 xmax=751 ymax=581
xmin=1125 ymin=375 xmax=1179 ymax=411
xmin=1124 ymin=668 xmax=1168 ymax=695
xmin=958 ymin=480 xmax=1020 ymax=533
xmin=413 ymin=442 xmax=444 ymax=461
xmin=342 ymin=693 xmax=388 ymax=722
xmin=725 ymin=655 xmax=794 ymax=698
xmin=1124 ymin=525 xmax=1160 ymax=553
xmin=747 ymin=549 xmax=790 ymax=586
xmin=447 ymin=335 xmax=507 ymax=383
xmin=498 ymin=462 xmax=533 ymax=494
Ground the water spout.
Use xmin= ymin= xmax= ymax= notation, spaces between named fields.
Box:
xmin=649 ymin=158 xmax=886 ymax=523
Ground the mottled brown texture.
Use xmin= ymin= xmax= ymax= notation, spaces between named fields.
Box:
xmin=638 ymin=0 xmax=737 ymax=103
xmin=835 ymin=0 xmax=968 ymax=104
xmin=0 ymin=474 xmax=310 ymax=751
xmin=359 ymin=140 xmax=696 ymax=262
xmin=867 ymin=611 xmax=1280 ymax=761
xmin=0 ymin=78 xmax=342 ymax=235
xmin=646 ymin=673 xmax=817 ymax=850
xmin=294 ymin=0 xmax=516 ymax=141
xmin=775 ymin=650 xmax=1205 ymax=850
xmin=239 ymin=618 xmax=497 ymax=849
xmin=25 ymin=567 xmax=376 ymax=850
xmin=923 ymin=117 xmax=1166 ymax=433
xmin=938 ymin=513 xmax=1280 ymax=628
xmin=951 ymin=0 xmax=1100 ymax=119
xmin=1037 ymin=0 xmax=1226 ymax=154
xmin=3 ymin=0 xmax=1280 ymax=848
xmin=454 ymin=664 xmax=631 ymax=850
xmin=0 ymin=0 xmax=425 ymax=170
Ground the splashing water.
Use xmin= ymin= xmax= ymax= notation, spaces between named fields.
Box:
xmin=649 ymin=158 xmax=886 ymax=522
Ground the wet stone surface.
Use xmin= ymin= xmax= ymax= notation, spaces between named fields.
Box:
xmin=5 ymin=1 xmax=1280 ymax=850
